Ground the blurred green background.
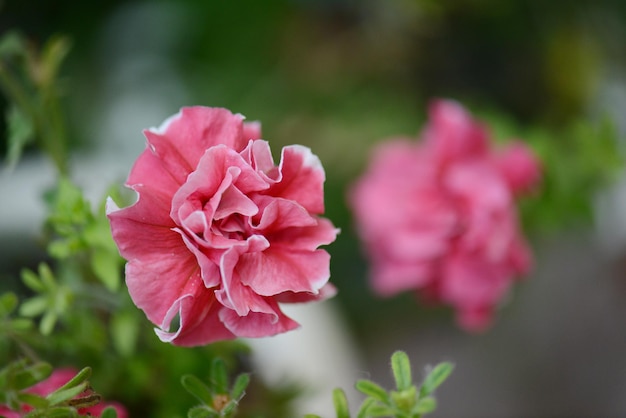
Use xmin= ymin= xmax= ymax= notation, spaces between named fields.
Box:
xmin=2 ymin=0 xmax=626 ymax=417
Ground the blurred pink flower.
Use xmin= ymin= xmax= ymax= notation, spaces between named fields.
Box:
xmin=0 ymin=368 xmax=128 ymax=418
xmin=107 ymin=107 xmax=338 ymax=346
xmin=349 ymin=99 xmax=540 ymax=332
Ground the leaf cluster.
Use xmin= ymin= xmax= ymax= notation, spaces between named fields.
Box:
xmin=0 ymin=361 xmax=118 ymax=418
xmin=307 ymin=351 xmax=453 ymax=418
xmin=181 ymin=358 xmax=250 ymax=418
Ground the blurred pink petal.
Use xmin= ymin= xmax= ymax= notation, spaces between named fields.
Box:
xmin=349 ymin=98 xmax=540 ymax=331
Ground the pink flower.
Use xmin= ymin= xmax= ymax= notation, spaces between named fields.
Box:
xmin=349 ymin=99 xmax=540 ymax=332
xmin=0 ymin=368 xmax=128 ymax=418
xmin=107 ymin=107 xmax=338 ymax=346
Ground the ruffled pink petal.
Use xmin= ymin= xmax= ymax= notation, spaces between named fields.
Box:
xmin=126 ymin=146 xmax=181 ymax=196
xmin=124 ymin=235 xmax=200 ymax=327
xmin=243 ymin=120 xmax=262 ymax=142
xmin=154 ymin=281 xmax=235 ymax=346
xmin=261 ymin=144 xmax=327 ymax=214
xmin=267 ymin=217 xmax=339 ymax=251
xmin=275 ymin=282 xmax=337 ymax=303
xmin=106 ymin=195 xmax=178 ymax=262
xmin=238 ymin=247 xmax=331 ymax=296
xmin=252 ymin=196 xmax=318 ymax=232
xmin=143 ymin=107 xmax=249 ymax=185
xmin=218 ymin=300 xmax=299 ymax=337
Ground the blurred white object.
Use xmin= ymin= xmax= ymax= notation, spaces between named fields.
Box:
xmin=248 ymin=300 xmax=362 ymax=416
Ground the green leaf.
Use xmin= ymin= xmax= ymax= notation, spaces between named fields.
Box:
xmin=100 ymin=406 xmax=119 ymax=418
xmin=363 ymin=404 xmax=396 ymax=416
xmin=230 ymin=373 xmax=249 ymax=401
xmin=13 ymin=362 xmax=52 ymax=390
xmin=110 ymin=310 xmax=139 ymax=357
xmin=0 ymin=292 xmax=18 ymax=316
xmin=7 ymin=318 xmax=34 ymax=332
xmin=187 ymin=405 xmax=216 ymax=418
xmin=40 ymin=310 xmax=57 ymax=335
xmin=46 ymin=382 xmax=88 ymax=406
xmin=414 ymin=396 xmax=437 ymax=414
xmin=90 ymin=249 xmax=120 ymax=292
xmin=420 ymin=362 xmax=454 ymax=397
xmin=391 ymin=351 xmax=412 ymax=391
xmin=356 ymin=397 xmax=377 ymax=418
xmin=355 ymin=379 xmax=389 ymax=403
xmin=332 ymin=388 xmax=350 ymax=418
xmin=210 ymin=358 xmax=228 ymax=394
xmin=21 ymin=269 xmax=45 ymax=293
xmin=0 ymin=31 xmax=26 ymax=57
xmin=390 ymin=386 xmax=417 ymax=412
xmin=16 ymin=392 xmax=49 ymax=409
xmin=19 ymin=296 xmax=48 ymax=317
xmin=181 ymin=374 xmax=213 ymax=406
xmin=55 ymin=367 xmax=91 ymax=393
xmin=5 ymin=104 xmax=34 ymax=170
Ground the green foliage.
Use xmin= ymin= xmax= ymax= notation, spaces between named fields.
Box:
xmin=19 ymin=263 xmax=72 ymax=335
xmin=44 ymin=178 xmax=124 ymax=292
xmin=323 ymin=351 xmax=453 ymax=418
xmin=0 ymin=361 xmax=117 ymax=418
xmin=181 ymin=358 xmax=251 ymax=418
xmin=0 ymin=31 xmax=71 ymax=174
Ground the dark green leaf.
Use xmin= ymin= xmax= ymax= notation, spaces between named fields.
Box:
xmin=16 ymin=392 xmax=49 ymax=409
xmin=13 ymin=362 xmax=52 ymax=390
xmin=181 ymin=374 xmax=213 ymax=406
xmin=187 ymin=405 xmax=216 ymax=418
xmin=100 ymin=406 xmax=119 ymax=418
xmin=5 ymin=104 xmax=34 ymax=170
xmin=0 ymin=292 xmax=18 ymax=316
xmin=210 ymin=358 xmax=228 ymax=394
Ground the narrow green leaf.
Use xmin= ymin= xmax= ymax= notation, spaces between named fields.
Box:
xmin=332 ymin=388 xmax=350 ymax=418
xmin=230 ymin=373 xmax=250 ymax=400
xmin=187 ymin=405 xmax=216 ymax=418
xmin=355 ymin=379 xmax=389 ymax=403
xmin=364 ymin=404 xmax=396 ymax=416
xmin=210 ymin=358 xmax=228 ymax=394
xmin=53 ymin=367 xmax=91 ymax=393
xmin=390 ymin=351 xmax=412 ymax=391
xmin=414 ymin=396 xmax=437 ymax=414
xmin=46 ymin=382 xmax=88 ymax=406
xmin=5 ymin=105 xmax=34 ymax=169
xmin=21 ymin=269 xmax=45 ymax=293
xmin=420 ymin=362 xmax=454 ymax=397
xmin=99 ymin=406 xmax=119 ymax=418
xmin=304 ymin=415 xmax=322 ymax=418
xmin=13 ymin=362 xmax=53 ymax=390
xmin=8 ymin=318 xmax=34 ymax=332
xmin=0 ymin=292 xmax=18 ymax=316
xmin=181 ymin=374 xmax=213 ymax=405
xmin=38 ymin=264 xmax=56 ymax=290
xmin=16 ymin=392 xmax=49 ymax=409
xmin=19 ymin=296 xmax=48 ymax=317
xmin=40 ymin=310 xmax=57 ymax=335
xmin=356 ymin=397 xmax=377 ymax=418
